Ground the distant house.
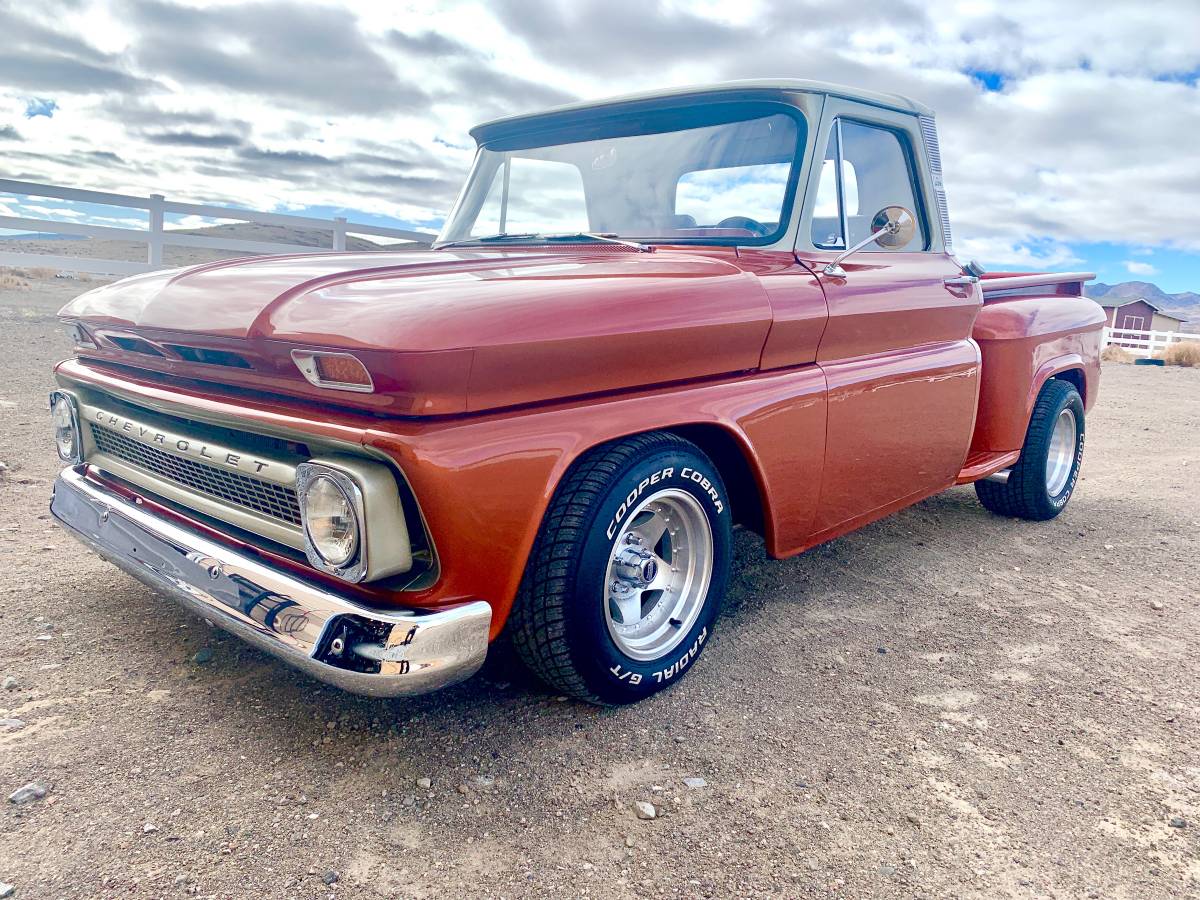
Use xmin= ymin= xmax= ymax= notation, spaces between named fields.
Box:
xmin=1099 ymin=297 xmax=1186 ymax=333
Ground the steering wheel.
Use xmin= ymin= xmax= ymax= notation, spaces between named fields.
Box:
xmin=716 ymin=216 xmax=771 ymax=237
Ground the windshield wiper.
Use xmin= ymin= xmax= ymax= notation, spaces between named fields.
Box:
xmin=542 ymin=232 xmax=653 ymax=252
xmin=436 ymin=231 xmax=652 ymax=252
xmin=434 ymin=232 xmax=539 ymax=249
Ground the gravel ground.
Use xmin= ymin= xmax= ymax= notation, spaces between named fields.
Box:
xmin=1 ymin=270 xmax=1198 ymax=899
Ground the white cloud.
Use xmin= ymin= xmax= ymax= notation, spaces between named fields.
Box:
xmin=1124 ymin=260 xmax=1158 ymax=276
xmin=0 ymin=0 xmax=1196 ymax=273
xmin=954 ymin=236 xmax=1084 ymax=270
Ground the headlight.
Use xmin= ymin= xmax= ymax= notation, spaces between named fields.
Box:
xmin=62 ymin=321 xmax=96 ymax=348
xmin=298 ymin=466 xmax=362 ymax=573
xmin=49 ymin=391 xmax=82 ymax=463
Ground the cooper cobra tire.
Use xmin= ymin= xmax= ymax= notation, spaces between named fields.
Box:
xmin=509 ymin=432 xmax=732 ymax=705
xmin=975 ymin=379 xmax=1085 ymax=521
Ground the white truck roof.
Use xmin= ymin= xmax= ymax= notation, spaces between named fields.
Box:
xmin=471 ymin=78 xmax=934 ymax=141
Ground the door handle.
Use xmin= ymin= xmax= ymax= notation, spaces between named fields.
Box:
xmin=943 ymin=275 xmax=980 ymax=288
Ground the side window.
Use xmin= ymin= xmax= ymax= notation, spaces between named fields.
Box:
xmin=810 ymin=120 xmax=926 ymax=251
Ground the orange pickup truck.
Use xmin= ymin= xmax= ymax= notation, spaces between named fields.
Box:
xmin=49 ymin=80 xmax=1105 ymax=705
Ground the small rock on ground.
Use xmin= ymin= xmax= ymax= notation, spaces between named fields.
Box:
xmin=0 ymin=881 xmax=13 ymax=898
xmin=683 ymin=777 xmax=707 ymax=789
xmin=1168 ymin=816 xmax=1187 ymax=828
xmin=323 ymin=871 xmax=339 ymax=885
xmin=1 ymin=676 xmax=17 ymax=691
xmin=192 ymin=648 xmax=213 ymax=664
xmin=7 ymin=782 xmax=48 ymax=805
xmin=633 ymin=801 xmax=657 ymax=820
xmin=415 ymin=777 xmax=431 ymax=789
xmin=0 ymin=720 xmax=25 ymax=731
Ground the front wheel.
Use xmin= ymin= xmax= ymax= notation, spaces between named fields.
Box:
xmin=976 ymin=379 xmax=1085 ymax=520
xmin=509 ymin=432 xmax=732 ymax=705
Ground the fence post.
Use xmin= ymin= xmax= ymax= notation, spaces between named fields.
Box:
xmin=333 ymin=217 xmax=347 ymax=252
xmin=147 ymin=194 xmax=165 ymax=267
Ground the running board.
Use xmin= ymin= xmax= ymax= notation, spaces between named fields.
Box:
xmin=955 ymin=449 xmax=1020 ymax=484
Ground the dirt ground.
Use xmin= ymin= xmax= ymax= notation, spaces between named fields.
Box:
xmin=1 ymin=270 xmax=1197 ymax=899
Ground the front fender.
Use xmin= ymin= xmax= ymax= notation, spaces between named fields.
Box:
xmin=364 ymin=367 xmax=828 ymax=637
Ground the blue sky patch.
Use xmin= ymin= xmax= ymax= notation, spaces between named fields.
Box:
xmin=24 ymin=98 xmax=58 ymax=119
xmin=967 ymin=70 xmax=1005 ymax=92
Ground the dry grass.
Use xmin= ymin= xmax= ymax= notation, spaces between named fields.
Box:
xmin=0 ymin=272 xmax=32 ymax=290
xmin=1155 ymin=340 xmax=1200 ymax=367
xmin=3 ymin=265 xmax=58 ymax=280
xmin=1101 ymin=344 xmax=1136 ymax=363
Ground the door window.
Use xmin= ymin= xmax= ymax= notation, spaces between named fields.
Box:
xmin=811 ymin=119 xmax=926 ymax=251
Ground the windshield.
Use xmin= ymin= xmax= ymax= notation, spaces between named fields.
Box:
xmin=437 ymin=102 xmax=805 ymax=247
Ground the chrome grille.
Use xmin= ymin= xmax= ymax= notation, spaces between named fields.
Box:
xmin=90 ymin=423 xmax=301 ymax=526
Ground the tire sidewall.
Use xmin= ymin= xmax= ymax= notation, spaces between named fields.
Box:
xmin=1031 ymin=384 xmax=1085 ymax=516
xmin=567 ymin=445 xmax=732 ymax=704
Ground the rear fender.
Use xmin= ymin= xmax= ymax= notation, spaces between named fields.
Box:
xmin=970 ymin=295 xmax=1104 ymax=453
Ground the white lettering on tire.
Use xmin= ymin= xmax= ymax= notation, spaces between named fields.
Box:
xmin=680 ymin=468 xmax=725 ymax=515
xmin=608 ymin=626 xmax=709 ymax=687
xmin=652 ymin=626 xmax=707 ymax=683
xmin=606 ymin=467 xmax=674 ymax=538
xmin=608 ymin=664 xmax=643 ymax=685
xmin=605 ymin=464 xmax=725 ymax=539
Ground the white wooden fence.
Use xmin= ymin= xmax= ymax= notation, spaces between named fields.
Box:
xmin=1102 ymin=326 xmax=1200 ymax=358
xmin=0 ymin=178 xmax=437 ymax=276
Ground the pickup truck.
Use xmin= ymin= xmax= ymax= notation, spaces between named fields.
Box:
xmin=49 ymin=80 xmax=1105 ymax=705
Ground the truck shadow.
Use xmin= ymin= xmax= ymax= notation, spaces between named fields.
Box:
xmin=79 ymin=478 xmax=1117 ymax=781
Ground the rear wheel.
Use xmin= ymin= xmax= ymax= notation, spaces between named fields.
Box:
xmin=976 ymin=379 xmax=1085 ymax=520
xmin=509 ymin=432 xmax=732 ymax=705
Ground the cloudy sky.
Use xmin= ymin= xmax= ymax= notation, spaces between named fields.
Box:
xmin=1 ymin=0 xmax=1198 ymax=291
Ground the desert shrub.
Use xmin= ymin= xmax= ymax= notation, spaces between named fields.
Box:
xmin=0 ymin=271 xmax=31 ymax=290
xmin=4 ymin=265 xmax=60 ymax=280
xmin=1156 ymin=340 xmax=1200 ymax=367
xmin=1101 ymin=344 xmax=1135 ymax=363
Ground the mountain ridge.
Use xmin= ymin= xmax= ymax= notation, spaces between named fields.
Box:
xmin=1087 ymin=280 xmax=1200 ymax=319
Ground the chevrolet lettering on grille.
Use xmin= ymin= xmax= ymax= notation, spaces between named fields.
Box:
xmin=90 ymin=408 xmax=274 ymax=476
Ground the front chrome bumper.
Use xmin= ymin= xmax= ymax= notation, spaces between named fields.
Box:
xmin=50 ymin=467 xmax=491 ymax=698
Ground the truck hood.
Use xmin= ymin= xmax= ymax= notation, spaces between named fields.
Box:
xmin=60 ymin=248 xmax=774 ymax=415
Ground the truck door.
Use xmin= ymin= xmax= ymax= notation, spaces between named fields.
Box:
xmin=794 ymin=105 xmax=982 ymax=540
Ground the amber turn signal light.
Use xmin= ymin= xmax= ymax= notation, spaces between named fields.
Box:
xmin=291 ymin=350 xmax=375 ymax=393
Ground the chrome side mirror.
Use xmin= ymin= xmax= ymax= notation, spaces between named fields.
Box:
xmin=822 ymin=206 xmax=916 ymax=276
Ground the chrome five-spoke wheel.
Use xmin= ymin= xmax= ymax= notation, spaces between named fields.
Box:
xmin=975 ymin=378 xmax=1084 ymax=521
xmin=604 ymin=489 xmax=713 ymax=661
xmin=510 ymin=432 xmax=731 ymax=704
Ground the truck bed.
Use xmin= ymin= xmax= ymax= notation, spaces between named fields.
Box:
xmin=960 ymin=271 xmax=1104 ymax=480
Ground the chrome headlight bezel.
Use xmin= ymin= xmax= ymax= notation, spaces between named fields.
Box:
xmin=296 ymin=462 xmax=367 ymax=583
xmin=49 ymin=390 xmax=83 ymax=464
